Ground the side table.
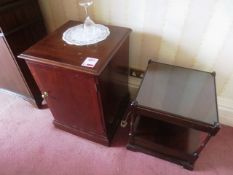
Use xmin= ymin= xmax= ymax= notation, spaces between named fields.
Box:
xmin=126 ymin=61 xmax=220 ymax=170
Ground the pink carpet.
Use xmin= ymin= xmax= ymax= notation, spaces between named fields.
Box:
xmin=0 ymin=92 xmax=233 ymax=175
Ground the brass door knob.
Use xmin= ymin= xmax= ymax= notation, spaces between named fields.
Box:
xmin=41 ymin=92 xmax=48 ymax=99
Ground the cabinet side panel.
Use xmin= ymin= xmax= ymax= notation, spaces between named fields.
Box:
xmin=27 ymin=61 xmax=106 ymax=136
xmin=99 ymin=37 xmax=130 ymax=137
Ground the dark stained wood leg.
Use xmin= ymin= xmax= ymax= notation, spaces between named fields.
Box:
xmin=126 ymin=143 xmax=139 ymax=152
xmin=182 ymin=162 xmax=194 ymax=171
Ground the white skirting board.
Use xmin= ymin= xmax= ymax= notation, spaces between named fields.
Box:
xmin=128 ymin=76 xmax=233 ymax=127
xmin=218 ymin=97 xmax=233 ymax=127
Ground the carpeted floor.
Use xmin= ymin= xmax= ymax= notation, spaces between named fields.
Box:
xmin=0 ymin=91 xmax=233 ymax=175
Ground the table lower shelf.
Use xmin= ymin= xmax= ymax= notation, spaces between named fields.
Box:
xmin=128 ymin=116 xmax=211 ymax=170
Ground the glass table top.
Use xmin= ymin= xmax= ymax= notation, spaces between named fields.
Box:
xmin=136 ymin=61 xmax=219 ymax=126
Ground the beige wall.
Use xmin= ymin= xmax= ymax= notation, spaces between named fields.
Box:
xmin=38 ymin=0 xmax=233 ymax=121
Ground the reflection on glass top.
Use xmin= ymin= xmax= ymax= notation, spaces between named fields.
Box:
xmin=136 ymin=62 xmax=218 ymax=125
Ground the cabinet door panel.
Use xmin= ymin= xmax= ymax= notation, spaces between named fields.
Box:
xmin=27 ymin=62 xmax=105 ymax=135
xmin=0 ymin=34 xmax=31 ymax=98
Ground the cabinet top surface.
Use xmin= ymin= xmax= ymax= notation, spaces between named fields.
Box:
xmin=19 ymin=21 xmax=131 ymax=75
xmin=136 ymin=61 xmax=219 ymax=126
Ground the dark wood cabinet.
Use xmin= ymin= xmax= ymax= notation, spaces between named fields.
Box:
xmin=19 ymin=21 xmax=131 ymax=145
xmin=126 ymin=61 xmax=220 ymax=170
xmin=0 ymin=0 xmax=46 ymax=107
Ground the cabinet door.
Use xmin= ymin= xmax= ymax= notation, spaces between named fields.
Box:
xmin=0 ymin=33 xmax=31 ymax=98
xmin=27 ymin=62 xmax=106 ymax=135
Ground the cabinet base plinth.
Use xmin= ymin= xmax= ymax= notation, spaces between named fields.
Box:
xmin=53 ymin=120 xmax=110 ymax=146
